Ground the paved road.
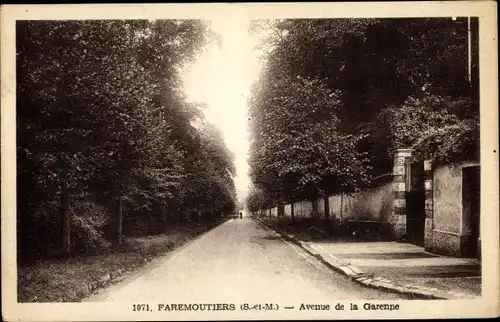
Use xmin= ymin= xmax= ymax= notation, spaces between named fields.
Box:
xmin=86 ymin=217 xmax=406 ymax=302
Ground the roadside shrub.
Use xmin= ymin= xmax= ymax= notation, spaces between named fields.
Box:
xmin=390 ymin=94 xmax=479 ymax=163
xmin=69 ymin=200 xmax=111 ymax=254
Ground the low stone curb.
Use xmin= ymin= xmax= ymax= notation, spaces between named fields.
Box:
xmin=252 ymin=217 xmax=476 ymax=300
xmin=74 ymin=268 xmax=128 ymax=301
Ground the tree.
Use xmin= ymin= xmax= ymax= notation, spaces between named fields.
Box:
xmin=16 ymin=20 xmax=236 ymax=260
xmin=250 ymin=18 xmax=478 ymax=177
xmin=389 ymin=94 xmax=479 ymax=164
xmin=246 ymin=187 xmax=268 ymax=214
xmin=248 ymin=70 xmax=370 ymax=224
xmin=248 ymin=17 xmax=478 ymax=226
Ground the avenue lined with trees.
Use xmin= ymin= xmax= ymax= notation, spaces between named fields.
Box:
xmin=13 ymin=16 xmax=483 ymax=304
xmin=246 ymin=18 xmax=479 ymax=225
xmin=17 ymin=20 xmax=237 ymax=262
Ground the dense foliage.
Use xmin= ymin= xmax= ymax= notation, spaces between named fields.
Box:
xmin=247 ymin=18 xmax=479 ymax=215
xmin=17 ymin=20 xmax=236 ymax=261
xmin=249 ymin=73 xmax=370 ymax=205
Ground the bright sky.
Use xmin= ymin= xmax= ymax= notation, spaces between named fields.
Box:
xmin=182 ymin=18 xmax=264 ymax=203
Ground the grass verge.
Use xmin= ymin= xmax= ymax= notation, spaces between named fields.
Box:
xmin=256 ymin=216 xmax=331 ymax=241
xmin=18 ymin=218 xmax=227 ymax=302
xmin=255 ymin=215 xmax=392 ymax=243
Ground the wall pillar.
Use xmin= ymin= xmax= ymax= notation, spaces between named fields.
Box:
xmin=392 ymin=148 xmax=413 ymax=239
xmin=424 ymin=159 xmax=434 ymax=250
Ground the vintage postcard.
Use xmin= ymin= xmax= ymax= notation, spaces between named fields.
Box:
xmin=1 ymin=2 xmax=498 ymax=321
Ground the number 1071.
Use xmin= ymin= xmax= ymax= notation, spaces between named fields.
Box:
xmin=133 ymin=304 xmax=150 ymax=311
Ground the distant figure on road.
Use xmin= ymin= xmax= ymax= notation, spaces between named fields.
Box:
xmin=239 ymin=211 xmax=242 ymax=219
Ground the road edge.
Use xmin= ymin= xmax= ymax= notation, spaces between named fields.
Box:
xmin=251 ymin=217 xmax=472 ymax=300
xmin=78 ymin=218 xmax=231 ymax=302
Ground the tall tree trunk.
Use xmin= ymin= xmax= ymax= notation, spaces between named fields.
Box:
xmin=60 ymin=188 xmax=70 ymax=257
xmin=324 ymin=185 xmax=330 ymax=222
xmin=291 ymin=202 xmax=295 ymax=223
xmin=340 ymin=193 xmax=343 ymax=222
xmin=269 ymin=201 xmax=272 ymax=218
xmin=311 ymin=196 xmax=319 ymax=219
xmin=278 ymin=202 xmax=284 ymax=217
xmin=117 ymin=193 xmax=123 ymax=246
xmin=144 ymin=214 xmax=149 ymax=234
xmin=162 ymin=205 xmax=167 ymax=230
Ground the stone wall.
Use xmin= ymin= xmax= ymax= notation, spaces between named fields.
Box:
xmin=261 ymin=178 xmax=393 ymax=225
xmin=294 ymin=200 xmax=312 ymax=218
xmin=314 ymin=180 xmax=393 ymax=223
xmin=433 ymin=164 xmax=463 ymax=234
xmin=426 ymin=161 xmax=480 ymax=257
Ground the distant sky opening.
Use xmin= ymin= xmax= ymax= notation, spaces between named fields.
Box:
xmin=182 ymin=18 xmax=264 ymax=202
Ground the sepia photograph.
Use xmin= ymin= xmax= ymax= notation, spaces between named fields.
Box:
xmin=1 ymin=2 xmax=498 ymax=321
